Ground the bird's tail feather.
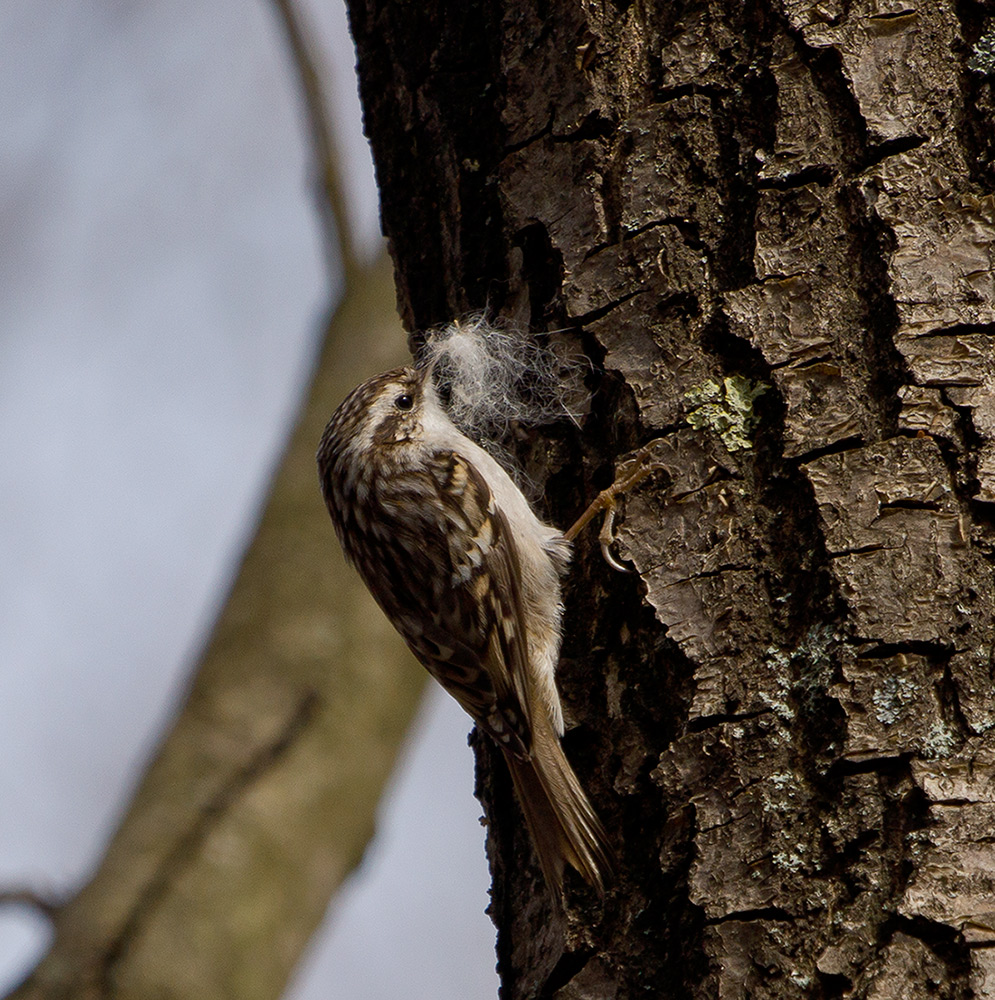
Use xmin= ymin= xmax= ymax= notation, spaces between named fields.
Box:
xmin=504 ymin=719 xmax=614 ymax=894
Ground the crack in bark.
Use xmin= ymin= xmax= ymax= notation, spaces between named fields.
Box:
xmin=501 ymin=115 xmax=554 ymax=158
xmin=878 ymin=498 xmax=943 ymax=512
xmin=550 ymin=111 xmax=617 ymax=145
xmin=568 ymin=290 xmax=644 ymax=326
xmin=756 ymin=165 xmax=837 ymax=191
xmin=826 ymin=542 xmax=893 ymax=558
xmin=912 ymin=321 xmax=995 ymax=339
xmin=582 ymin=216 xmax=696 ymax=260
xmin=866 ymin=9 xmax=917 ymax=20
xmin=704 ymin=906 xmax=794 ymax=926
xmin=646 ymin=563 xmax=753 ymax=585
xmin=793 ymin=437 xmax=867 ymax=465
xmin=851 ymin=639 xmax=957 ymax=658
xmin=828 ymin=754 xmax=918 ymax=777
xmin=862 ymin=134 xmax=929 ymax=170
xmin=686 ymin=709 xmax=775 ymax=733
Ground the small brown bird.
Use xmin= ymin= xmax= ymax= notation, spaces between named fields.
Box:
xmin=317 ymin=361 xmax=613 ymax=893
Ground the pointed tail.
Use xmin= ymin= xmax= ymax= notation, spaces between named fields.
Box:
xmin=504 ymin=717 xmax=614 ymax=894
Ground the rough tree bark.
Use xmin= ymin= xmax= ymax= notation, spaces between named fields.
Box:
xmin=347 ymin=1 xmax=995 ymax=997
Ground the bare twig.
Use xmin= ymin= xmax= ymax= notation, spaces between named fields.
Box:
xmin=271 ymin=0 xmax=358 ymax=278
xmin=0 ymin=889 xmax=62 ymax=920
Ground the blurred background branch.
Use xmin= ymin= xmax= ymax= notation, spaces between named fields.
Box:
xmin=0 ymin=896 xmax=60 ymax=924
xmin=3 ymin=2 xmax=434 ymax=997
xmin=271 ymin=0 xmax=357 ymax=277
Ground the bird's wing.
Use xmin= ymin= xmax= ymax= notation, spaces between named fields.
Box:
xmin=367 ymin=450 xmax=535 ymax=757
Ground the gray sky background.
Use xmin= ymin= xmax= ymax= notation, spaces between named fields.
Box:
xmin=0 ymin=0 xmax=497 ymax=995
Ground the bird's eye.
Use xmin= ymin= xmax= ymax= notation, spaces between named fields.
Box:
xmin=394 ymin=393 xmax=414 ymax=411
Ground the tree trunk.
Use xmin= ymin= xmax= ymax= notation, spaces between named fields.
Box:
xmin=347 ymin=1 xmax=995 ymax=997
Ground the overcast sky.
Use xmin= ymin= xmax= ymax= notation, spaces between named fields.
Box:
xmin=0 ymin=1 xmax=497 ymax=995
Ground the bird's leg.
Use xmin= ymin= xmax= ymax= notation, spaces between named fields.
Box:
xmin=564 ymin=441 xmax=671 ymax=571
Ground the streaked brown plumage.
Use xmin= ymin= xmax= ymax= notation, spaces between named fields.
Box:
xmin=317 ymin=363 xmax=613 ymax=893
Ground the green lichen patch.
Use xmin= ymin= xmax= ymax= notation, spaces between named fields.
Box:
xmin=685 ymin=375 xmax=769 ymax=451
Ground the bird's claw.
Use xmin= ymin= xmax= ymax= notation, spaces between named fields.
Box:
xmin=598 ymin=505 xmax=630 ymax=572
xmin=566 ymin=439 xmax=671 ymax=572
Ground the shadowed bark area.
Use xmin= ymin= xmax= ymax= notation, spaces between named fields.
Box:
xmin=347 ymin=0 xmax=995 ymax=996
